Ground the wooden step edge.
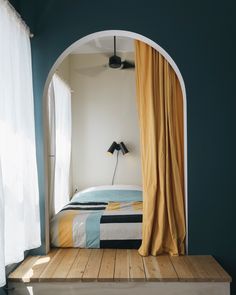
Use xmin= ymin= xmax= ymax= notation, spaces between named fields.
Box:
xmin=210 ymin=256 xmax=232 ymax=283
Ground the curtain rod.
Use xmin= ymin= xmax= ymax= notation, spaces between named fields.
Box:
xmin=5 ymin=0 xmax=34 ymax=38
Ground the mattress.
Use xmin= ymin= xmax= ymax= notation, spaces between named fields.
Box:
xmin=50 ymin=185 xmax=143 ymax=249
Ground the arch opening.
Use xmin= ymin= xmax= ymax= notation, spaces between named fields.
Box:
xmin=42 ymin=30 xmax=188 ymax=253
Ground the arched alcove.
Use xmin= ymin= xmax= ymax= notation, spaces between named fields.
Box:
xmin=42 ymin=30 xmax=188 ymax=253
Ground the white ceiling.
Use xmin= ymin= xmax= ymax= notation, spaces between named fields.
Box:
xmin=71 ymin=36 xmax=135 ymax=54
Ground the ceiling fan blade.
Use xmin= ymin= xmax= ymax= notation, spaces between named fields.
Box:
xmin=121 ymin=60 xmax=135 ymax=69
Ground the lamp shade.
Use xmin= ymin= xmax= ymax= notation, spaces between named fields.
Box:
xmin=119 ymin=142 xmax=129 ymax=155
xmin=107 ymin=141 xmax=118 ymax=154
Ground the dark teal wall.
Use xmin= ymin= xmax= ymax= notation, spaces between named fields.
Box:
xmin=11 ymin=0 xmax=236 ymax=293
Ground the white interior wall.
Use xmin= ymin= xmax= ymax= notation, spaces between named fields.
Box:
xmin=56 ymin=52 xmax=141 ymax=193
xmin=69 ymin=53 xmax=141 ymax=191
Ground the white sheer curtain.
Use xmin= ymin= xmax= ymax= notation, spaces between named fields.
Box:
xmin=0 ymin=162 xmax=5 ymax=287
xmin=47 ymin=82 xmax=56 ymax=218
xmin=49 ymin=74 xmax=72 ymax=215
xmin=0 ymin=0 xmax=41 ymax=287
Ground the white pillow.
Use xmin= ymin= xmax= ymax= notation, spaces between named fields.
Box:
xmin=78 ymin=184 xmax=142 ymax=194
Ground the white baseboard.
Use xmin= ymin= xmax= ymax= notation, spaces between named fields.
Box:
xmin=9 ymin=282 xmax=230 ymax=295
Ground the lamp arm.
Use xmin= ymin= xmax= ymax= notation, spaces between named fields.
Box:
xmin=111 ymin=149 xmax=120 ymax=185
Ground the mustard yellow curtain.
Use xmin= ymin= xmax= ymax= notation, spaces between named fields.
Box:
xmin=135 ymin=40 xmax=186 ymax=256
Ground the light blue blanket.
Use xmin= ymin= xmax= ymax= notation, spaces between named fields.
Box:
xmin=71 ymin=189 xmax=142 ymax=203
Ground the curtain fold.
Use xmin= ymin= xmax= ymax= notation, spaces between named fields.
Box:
xmin=0 ymin=0 xmax=41 ymax=287
xmin=0 ymin=161 xmax=5 ymax=287
xmin=135 ymin=40 xmax=185 ymax=256
xmin=49 ymin=74 xmax=72 ymax=215
xmin=47 ymin=81 xmax=56 ymax=219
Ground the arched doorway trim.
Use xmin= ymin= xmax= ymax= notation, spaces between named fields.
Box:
xmin=42 ymin=30 xmax=188 ymax=253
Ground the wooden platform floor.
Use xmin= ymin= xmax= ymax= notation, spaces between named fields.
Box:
xmin=8 ymin=248 xmax=231 ymax=283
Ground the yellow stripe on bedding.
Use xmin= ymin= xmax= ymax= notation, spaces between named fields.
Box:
xmin=132 ymin=201 xmax=143 ymax=211
xmin=58 ymin=210 xmax=77 ymax=247
xmin=106 ymin=202 xmax=121 ymax=211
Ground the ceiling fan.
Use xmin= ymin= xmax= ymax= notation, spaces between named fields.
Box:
xmin=108 ymin=36 xmax=135 ymax=70
xmin=76 ymin=36 xmax=135 ymax=76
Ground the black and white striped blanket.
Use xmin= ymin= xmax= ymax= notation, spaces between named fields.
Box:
xmin=50 ymin=201 xmax=142 ymax=248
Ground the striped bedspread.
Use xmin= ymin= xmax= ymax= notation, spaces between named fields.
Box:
xmin=50 ymin=201 xmax=142 ymax=248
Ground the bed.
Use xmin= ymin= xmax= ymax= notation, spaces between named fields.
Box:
xmin=50 ymin=185 xmax=143 ymax=249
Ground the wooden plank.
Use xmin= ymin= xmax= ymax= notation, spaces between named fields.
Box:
xmin=82 ymin=249 xmax=103 ymax=281
xmin=8 ymin=250 xmax=231 ymax=284
xmin=128 ymin=250 xmax=145 ymax=281
xmin=208 ymin=256 xmax=232 ymax=282
xmin=143 ymin=255 xmax=178 ymax=281
xmin=39 ymin=249 xmax=65 ymax=281
xmin=30 ymin=249 xmax=58 ymax=282
xmin=114 ymin=249 xmax=129 ymax=282
xmin=98 ymin=249 xmax=116 ymax=281
xmin=52 ymin=249 xmax=78 ymax=280
xmin=67 ymin=249 xmax=91 ymax=281
xmin=170 ymin=255 xmax=195 ymax=281
xmin=187 ymin=256 xmax=232 ymax=282
xmin=8 ymin=256 xmax=39 ymax=282
xmin=171 ymin=255 xmax=231 ymax=282
xmin=183 ymin=256 xmax=211 ymax=282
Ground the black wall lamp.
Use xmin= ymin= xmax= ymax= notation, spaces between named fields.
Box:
xmin=107 ymin=141 xmax=129 ymax=185
xmin=107 ymin=141 xmax=129 ymax=155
